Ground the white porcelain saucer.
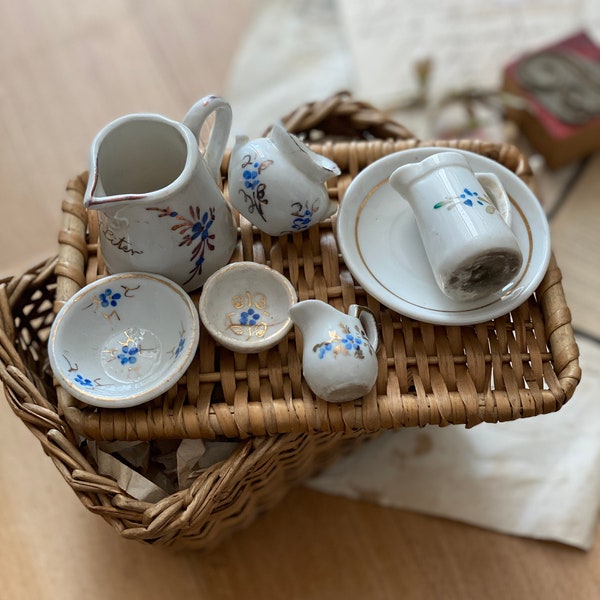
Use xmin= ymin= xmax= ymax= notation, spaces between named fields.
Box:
xmin=336 ymin=147 xmax=552 ymax=325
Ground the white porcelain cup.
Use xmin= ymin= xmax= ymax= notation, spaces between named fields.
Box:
xmin=389 ymin=151 xmax=523 ymax=302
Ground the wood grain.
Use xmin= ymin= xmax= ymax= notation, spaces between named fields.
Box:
xmin=549 ymin=155 xmax=600 ymax=339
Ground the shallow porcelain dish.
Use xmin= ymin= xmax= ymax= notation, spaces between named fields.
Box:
xmin=336 ymin=147 xmax=552 ymax=325
xmin=199 ymin=262 xmax=297 ymax=353
xmin=48 ymin=272 xmax=200 ymax=408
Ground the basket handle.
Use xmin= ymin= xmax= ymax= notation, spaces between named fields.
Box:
xmin=0 ymin=262 xmax=86 ymax=448
xmin=274 ymin=90 xmax=416 ymax=141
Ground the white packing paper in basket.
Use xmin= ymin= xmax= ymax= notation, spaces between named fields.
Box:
xmin=224 ymin=0 xmax=600 ymax=549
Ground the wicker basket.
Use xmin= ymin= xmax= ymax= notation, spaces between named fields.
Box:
xmin=0 ymin=92 xmax=581 ymax=548
xmin=53 ymin=93 xmax=580 ymax=441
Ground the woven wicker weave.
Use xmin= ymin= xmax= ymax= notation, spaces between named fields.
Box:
xmin=0 ymin=267 xmax=365 ymax=547
xmin=0 ymin=258 xmax=368 ymax=549
xmin=0 ymin=93 xmax=582 ymax=547
xmin=49 ymin=92 xmax=581 ymax=442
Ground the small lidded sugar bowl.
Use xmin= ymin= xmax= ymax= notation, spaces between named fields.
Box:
xmin=228 ymin=122 xmax=341 ymax=236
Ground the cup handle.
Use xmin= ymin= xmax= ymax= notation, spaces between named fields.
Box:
xmin=183 ymin=95 xmax=232 ymax=183
xmin=475 ymin=172 xmax=512 ymax=227
xmin=349 ymin=305 xmax=379 ymax=352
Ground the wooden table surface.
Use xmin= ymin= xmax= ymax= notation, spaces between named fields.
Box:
xmin=1 ymin=2 xmax=599 ymax=599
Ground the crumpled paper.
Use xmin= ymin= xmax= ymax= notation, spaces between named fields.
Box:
xmin=336 ymin=0 xmax=600 ymax=110
xmin=225 ymin=0 xmax=600 ymax=549
xmin=176 ymin=439 xmax=241 ymax=490
xmin=88 ymin=441 xmax=170 ymax=503
xmin=88 ymin=439 xmax=240 ymax=503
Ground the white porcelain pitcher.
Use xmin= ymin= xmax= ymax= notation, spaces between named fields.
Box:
xmin=228 ymin=122 xmax=341 ymax=236
xmin=85 ymin=95 xmax=238 ymax=292
xmin=389 ymin=151 xmax=523 ymax=302
xmin=289 ymin=300 xmax=379 ymax=403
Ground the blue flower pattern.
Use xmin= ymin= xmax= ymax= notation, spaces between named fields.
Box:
xmin=313 ymin=324 xmax=370 ymax=360
xmin=434 ymin=187 xmax=495 ymax=213
xmin=317 ymin=342 xmax=333 ymax=359
xmin=146 ymin=205 xmax=217 ymax=286
xmin=342 ymin=332 xmax=363 ymax=352
xmin=99 ymin=288 xmax=121 ymax=307
xmin=291 ymin=205 xmax=314 ymax=231
xmin=243 ymin=162 xmax=261 ymax=191
xmin=237 ymin=154 xmax=272 ymax=223
xmin=459 ymin=187 xmax=484 ymax=207
xmin=84 ymin=284 xmax=139 ymax=318
xmin=240 ymin=308 xmax=260 ymax=326
xmin=227 ymin=292 xmax=269 ymax=340
xmin=74 ymin=373 xmax=93 ymax=387
xmin=117 ymin=341 xmax=139 ymax=365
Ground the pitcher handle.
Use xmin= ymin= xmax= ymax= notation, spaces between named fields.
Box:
xmin=349 ymin=304 xmax=379 ymax=352
xmin=183 ymin=95 xmax=232 ymax=183
xmin=475 ymin=172 xmax=512 ymax=227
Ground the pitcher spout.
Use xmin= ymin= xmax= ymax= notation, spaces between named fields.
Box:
xmin=288 ymin=299 xmax=338 ymax=332
xmin=84 ymin=111 xmax=197 ymax=212
xmin=307 ymin=147 xmax=341 ymax=184
xmin=288 ymin=300 xmax=312 ymax=332
xmin=232 ymin=133 xmax=250 ymax=151
xmin=228 ymin=134 xmax=252 ymax=176
xmin=84 ymin=164 xmax=148 ymax=211
xmin=269 ymin=122 xmax=340 ymax=183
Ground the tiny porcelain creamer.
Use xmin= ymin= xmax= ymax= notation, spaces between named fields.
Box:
xmin=289 ymin=300 xmax=379 ymax=403
xmin=389 ymin=151 xmax=523 ymax=302
xmin=227 ymin=122 xmax=341 ymax=236
xmin=85 ymin=95 xmax=238 ymax=292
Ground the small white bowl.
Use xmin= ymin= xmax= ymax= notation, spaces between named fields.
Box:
xmin=199 ymin=262 xmax=297 ymax=353
xmin=48 ymin=272 xmax=199 ymax=408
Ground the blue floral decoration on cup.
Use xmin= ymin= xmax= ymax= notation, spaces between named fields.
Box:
xmin=117 ymin=341 xmax=139 ymax=365
xmin=74 ymin=373 xmax=94 ymax=387
xmin=240 ymin=308 xmax=260 ymax=326
xmin=243 ymin=163 xmax=261 ymax=191
xmin=434 ymin=187 xmax=495 ymax=213
xmin=99 ymin=288 xmax=122 ymax=307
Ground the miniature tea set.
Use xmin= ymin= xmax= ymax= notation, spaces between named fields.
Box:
xmin=48 ymin=94 xmax=552 ymax=409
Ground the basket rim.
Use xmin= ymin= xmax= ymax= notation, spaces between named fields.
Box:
xmin=44 ymin=139 xmax=581 ymax=441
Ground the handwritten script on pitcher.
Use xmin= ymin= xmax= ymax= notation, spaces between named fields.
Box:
xmin=102 ymin=226 xmax=143 ymax=256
